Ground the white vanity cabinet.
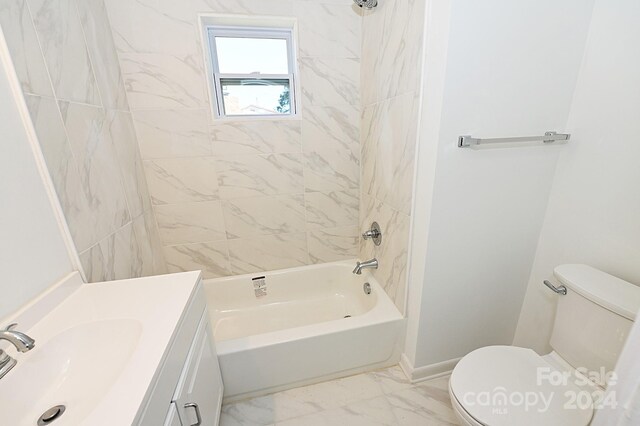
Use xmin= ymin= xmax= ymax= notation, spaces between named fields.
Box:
xmin=165 ymin=404 xmax=181 ymax=426
xmin=172 ymin=313 xmax=223 ymax=426
xmin=136 ymin=280 xmax=223 ymax=426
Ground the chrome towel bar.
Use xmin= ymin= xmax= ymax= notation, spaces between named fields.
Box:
xmin=458 ymin=131 xmax=570 ymax=148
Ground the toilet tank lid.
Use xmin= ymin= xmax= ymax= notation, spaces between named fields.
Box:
xmin=554 ymin=264 xmax=640 ymax=320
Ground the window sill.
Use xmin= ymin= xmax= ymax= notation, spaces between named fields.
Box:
xmin=210 ymin=113 xmax=302 ymax=123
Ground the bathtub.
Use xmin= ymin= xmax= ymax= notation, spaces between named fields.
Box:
xmin=203 ymin=260 xmax=405 ymax=400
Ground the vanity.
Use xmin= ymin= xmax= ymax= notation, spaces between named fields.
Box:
xmin=0 ymin=271 xmax=223 ymax=426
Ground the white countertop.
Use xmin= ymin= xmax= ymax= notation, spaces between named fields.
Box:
xmin=0 ymin=270 xmax=202 ymax=426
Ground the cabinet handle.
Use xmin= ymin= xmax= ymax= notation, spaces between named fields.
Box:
xmin=184 ymin=402 xmax=202 ymax=426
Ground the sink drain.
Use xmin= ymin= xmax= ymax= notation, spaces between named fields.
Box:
xmin=37 ymin=405 xmax=66 ymax=425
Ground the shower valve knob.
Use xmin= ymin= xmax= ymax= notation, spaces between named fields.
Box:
xmin=362 ymin=222 xmax=382 ymax=246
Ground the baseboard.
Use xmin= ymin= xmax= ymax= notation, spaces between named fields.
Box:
xmin=399 ymin=353 xmax=461 ymax=383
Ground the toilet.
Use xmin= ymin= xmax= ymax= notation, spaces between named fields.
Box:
xmin=449 ymin=264 xmax=640 ymax=426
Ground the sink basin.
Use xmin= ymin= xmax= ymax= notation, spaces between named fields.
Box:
xmin=0 ymin=270 xmax=200 ymax=425
xmin=0 ymin=319 xmax=142 ymax=426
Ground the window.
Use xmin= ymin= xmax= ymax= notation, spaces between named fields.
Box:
xmin=206 ymin=26 xmax=297 ymax=118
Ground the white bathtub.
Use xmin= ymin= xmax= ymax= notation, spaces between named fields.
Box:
xmin=203 ymin=260 xmax=405 ymax=400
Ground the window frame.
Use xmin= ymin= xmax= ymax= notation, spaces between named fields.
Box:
xmin=206 ymin=25 xmax=298 ymax=119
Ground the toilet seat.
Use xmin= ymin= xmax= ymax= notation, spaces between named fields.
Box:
xmin=449 ymin=346 xmax=593 ymax=426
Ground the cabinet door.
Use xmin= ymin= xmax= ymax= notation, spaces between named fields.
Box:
xmin=174 ymin=312 xmax=224 ymax=426
xmin=164 ymin=403 xmax=181 ymax=426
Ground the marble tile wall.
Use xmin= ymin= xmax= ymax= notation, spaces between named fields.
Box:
xmin=359 ymin=0 xmax=425 ymax=312
xmin=0 ymin=0 xmax=166 ymax=281
xmin=102 ymin=0 xmax=363 ymax=277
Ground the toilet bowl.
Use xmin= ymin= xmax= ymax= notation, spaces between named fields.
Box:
xmin=449 ymin=346 xmax=594 ymax=426
xmin=449 ymin=264 xmax=640 ymax=426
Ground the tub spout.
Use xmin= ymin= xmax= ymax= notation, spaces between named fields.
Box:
xmin=353 ymin=258 xmax=378 ymax=275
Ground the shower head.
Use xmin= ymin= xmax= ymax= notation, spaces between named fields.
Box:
xmin=353 ymin=0 xmax=378 ymax=9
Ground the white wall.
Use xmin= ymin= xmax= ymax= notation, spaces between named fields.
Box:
xmin=405 ymin=0 xmax=595 ymax=372
xmin=514 ymin=0 xmax=640 ymax=353
xmin=0 ymin=30 xmax=73 ymax=319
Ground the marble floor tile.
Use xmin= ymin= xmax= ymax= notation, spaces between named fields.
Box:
xmin=220 ymin=391 xmax=322 ymax=425
xmin=366 ymin=366 xmax=416 ymax=395
xmin=278 ymin=371 xmax=385 ymax=412
xmin=386 ymin=376 xmax=458 ymax=426
xmin=277 ymin=395 xmax=397 ymax=426
xmin=220 ymin=368 xmax=457 ymax=426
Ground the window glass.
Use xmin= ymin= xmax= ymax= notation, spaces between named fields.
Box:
xmin=220 ymin=79 xmax=290 ymax=115
xmin=205 ymin=25 xmax=297 ymax=118
xmin=215 ymin=37 xmax=289 ymax=75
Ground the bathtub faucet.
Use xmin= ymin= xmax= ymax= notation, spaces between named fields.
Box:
xmin=352 ymin=258 xmax=378 ymax=275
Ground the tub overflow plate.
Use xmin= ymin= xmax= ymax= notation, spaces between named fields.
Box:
xmin=363 ymin=282 xmax=371 ymax=295
xmin=38 ymin=405 xmax=66 ymax=425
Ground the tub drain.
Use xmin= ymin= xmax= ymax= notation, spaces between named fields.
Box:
xmin=344 ymin=315 xmax=351 ymax=318
xmin=37 ymin=405 xmax=66 ymax=425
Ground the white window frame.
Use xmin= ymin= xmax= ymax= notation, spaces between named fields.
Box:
xmin=206 ymin=25 xmax=297 ymax=119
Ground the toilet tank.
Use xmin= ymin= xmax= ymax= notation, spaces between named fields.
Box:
xmin=550 ymin=264 xmax=640 ymax=383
